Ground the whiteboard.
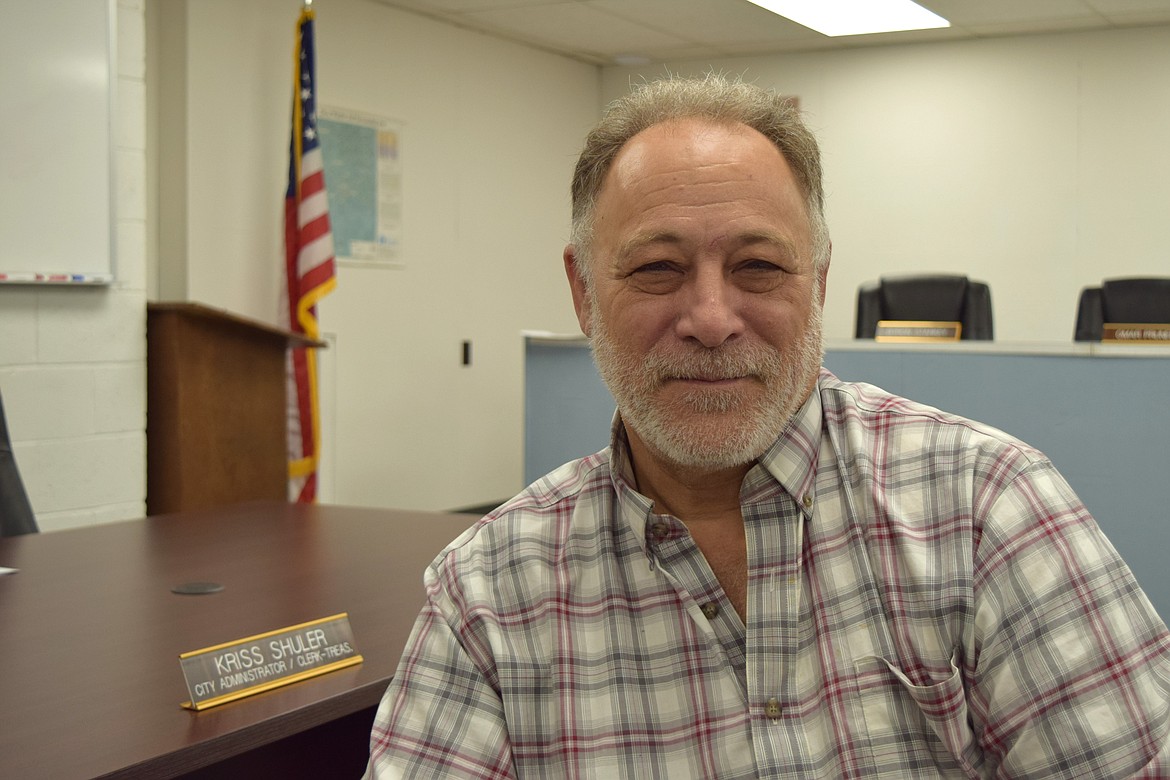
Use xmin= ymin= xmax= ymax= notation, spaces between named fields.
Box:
xmin=0 ymin=0 xmax=115 ymax=285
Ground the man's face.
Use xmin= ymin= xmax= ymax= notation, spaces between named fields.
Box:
xmin=566 ymin=118 xmax=827 ymax=472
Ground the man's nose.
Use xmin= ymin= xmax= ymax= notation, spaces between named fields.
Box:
xmin=674 ymin=271 xmax=744 ymax=348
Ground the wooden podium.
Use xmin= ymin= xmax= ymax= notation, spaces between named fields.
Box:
xmin=146 ymin=302 xmax=324 ymax=515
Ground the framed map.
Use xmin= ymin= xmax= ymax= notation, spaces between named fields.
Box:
xmin=318 ymin=108 xmax=403 ymax=267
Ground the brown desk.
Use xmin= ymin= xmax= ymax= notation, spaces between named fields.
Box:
xmin=0 ymin=502 xmax=475 ymax=779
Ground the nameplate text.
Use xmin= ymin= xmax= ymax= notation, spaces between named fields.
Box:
xmin=179 ymin=613 xmax=362 ymax=711
xmin=874 ymin=320 xmax=962 ymax=343
xmin=1102 ymin=323 xmax=1170 ymax=344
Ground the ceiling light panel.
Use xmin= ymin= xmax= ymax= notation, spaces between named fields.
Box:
xmin=743 ymin=0 xmax=950 ymax=36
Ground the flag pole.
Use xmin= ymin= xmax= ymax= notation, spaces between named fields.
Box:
xmin=284 ymin=0 xmax=336 ymax=503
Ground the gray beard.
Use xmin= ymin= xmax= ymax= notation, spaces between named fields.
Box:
xmin=589 ymin=304 xmax=824 ymax=472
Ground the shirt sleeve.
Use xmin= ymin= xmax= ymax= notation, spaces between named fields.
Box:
xmin=365 ymin=590 xmax=516 ymax=779
xmin=968 ymin=457 xmax=1170 ymax=777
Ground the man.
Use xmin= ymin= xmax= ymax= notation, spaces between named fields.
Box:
xmin=366 ymin=76 xmax=1169 ymax=778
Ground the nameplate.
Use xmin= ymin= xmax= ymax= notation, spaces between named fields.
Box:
xmin=1102 ymin=323 xmax=1170 ymax=344
xmin=179 ymin=613 xmax=362 ymax=711
xmin=874 ymin=320 xmax=962 ymax=343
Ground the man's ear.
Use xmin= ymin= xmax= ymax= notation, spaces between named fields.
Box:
xmin=564 ymin=245 xmax=593 ymax=337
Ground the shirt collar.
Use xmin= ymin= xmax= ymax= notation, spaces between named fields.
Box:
xmin=745 ymin=373 xmax=823 ymax=511
xmin=607 ymin=414 xmax=656 ymax=514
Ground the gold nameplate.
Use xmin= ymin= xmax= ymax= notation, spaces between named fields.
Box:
xmin=1102 ymin=323 xmax=1170 ymax=344
xmin=874 ymin=320 xmax=962 ymax=343
xmin=179 ymin=613 xmax=362 ymax=711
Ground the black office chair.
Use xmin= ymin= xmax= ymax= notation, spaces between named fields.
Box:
xmin=1074 ymin=277 xmax=1170 ymax=341
xmin=855 ymin=274 xmax=994 ymax=340
xmin=0 ymin=389 xmax=38 ymax=536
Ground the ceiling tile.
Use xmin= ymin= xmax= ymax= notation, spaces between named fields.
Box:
xmin=463 ymin=3 xmax=691 ymax=56
xmin=922 ymin=0 xmax=1105 ymax=26
xmin=1085 ymin=0 xmax=1170 ymax=12
xmin=389 ymin=0 xmax=574 ymax=12
xmin=963 ymin=17 xmax=1115 ymax=35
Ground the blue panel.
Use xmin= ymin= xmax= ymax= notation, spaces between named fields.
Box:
xmin=524 ymin=340 xmax=614 ymax=486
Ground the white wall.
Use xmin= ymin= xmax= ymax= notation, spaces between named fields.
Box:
xmin=0 ymin=0 xmax=147 ymax=532
xmin=601 ymin=26 xmax=1170 ymax=342
xmin=156 ymin=0 xmax=597 ymax=511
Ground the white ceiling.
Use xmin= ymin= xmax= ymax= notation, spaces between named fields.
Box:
xmin=372 ymin=0 xmax=1170 ymax=65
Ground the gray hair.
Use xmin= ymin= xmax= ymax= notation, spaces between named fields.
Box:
xmin=569 ymin=74 xmax=829 ymax=275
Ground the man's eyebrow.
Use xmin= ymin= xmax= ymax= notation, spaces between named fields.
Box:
xmin=614 ymin=231 xmax=685 ymax=263
xmin=616 ymin=229 xmax=800 ymax=260
xmin=732 ymin=230 xmax=800 ymax=257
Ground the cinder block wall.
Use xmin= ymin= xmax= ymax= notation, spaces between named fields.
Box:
xmin=0 ymin=0 xmax=148 ymax=532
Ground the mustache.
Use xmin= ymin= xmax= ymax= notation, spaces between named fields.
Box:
xmin=641 ymin=344 xmax=784 ymax=382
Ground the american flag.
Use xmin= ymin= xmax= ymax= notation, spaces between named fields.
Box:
xmin=282 ymin=5 xmax=336 ymax=503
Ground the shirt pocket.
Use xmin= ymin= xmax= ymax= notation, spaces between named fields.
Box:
xmin=853 ymin=650 xmax=985 ymax=778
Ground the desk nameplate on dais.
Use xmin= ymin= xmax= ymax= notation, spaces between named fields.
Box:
xmin=874 ymin=320 xmax=962 ymax=343
xmin=179 ymin=613 xmax=362 ymax=711
xmin=1102 ymin=323 xmax=1170 ymax=344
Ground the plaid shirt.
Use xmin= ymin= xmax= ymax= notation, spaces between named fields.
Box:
xmin=367 ymin=369 xmax=1170 ymax=778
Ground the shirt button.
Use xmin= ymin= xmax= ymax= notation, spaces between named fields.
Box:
xmin=765 ymin=697 xmax=782 ymax=720
xmin=701 ymin=602 xmax=719 ymax=619
xmin=802 ymin=494 xmax=814 ymax=509
xmin=651 ymin=522 xmax=670 ymax=540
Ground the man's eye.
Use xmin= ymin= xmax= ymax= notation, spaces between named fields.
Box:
xmin=632 ymin=261 xmax=678 ymax=275
xmin=735 ymin=260 xmax=786 ymax=292
xmin=738 ymin=259 xmax=781 ymax=272
xmin=627 ymin=261 xmax=683 ymax=293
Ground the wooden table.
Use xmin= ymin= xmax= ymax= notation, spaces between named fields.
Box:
xmin=0 ymin=502 xmax=476 ymax=779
